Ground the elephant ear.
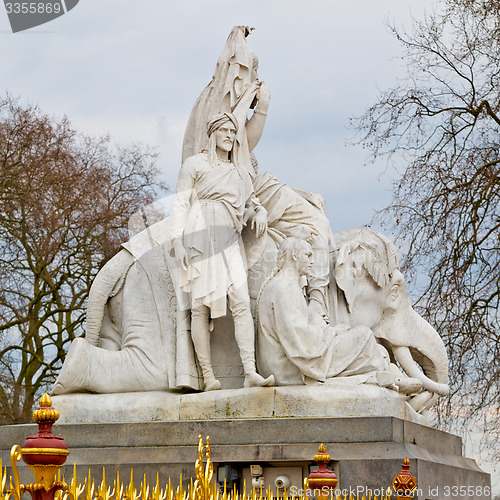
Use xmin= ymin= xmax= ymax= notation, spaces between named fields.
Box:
xmin=334 ymin=244 xmax=365 ymax=312
xmin=382 ymin=270 xmax=405 ymax=313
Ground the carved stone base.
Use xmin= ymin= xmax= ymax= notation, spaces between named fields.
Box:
xmin=50 ymin=385 xmax=428 ymax=425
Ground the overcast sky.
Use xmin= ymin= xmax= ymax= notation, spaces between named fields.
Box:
xmin=0 ymin=0 xmax=437 ymax=232
xmin=1 ymin=0 xmax=498 ymax=491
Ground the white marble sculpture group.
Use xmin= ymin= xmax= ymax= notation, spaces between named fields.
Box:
xmin=52 ymin=26 xmax=449 ymax=415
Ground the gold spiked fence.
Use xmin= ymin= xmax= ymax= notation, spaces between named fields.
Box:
xmin=0 ymin=436 xmax=401 ymax=500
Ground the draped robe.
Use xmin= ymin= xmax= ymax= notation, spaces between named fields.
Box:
xmin=170 ymin=152 xmax=255 ymax=318
xmin=257 ymin=272 xmax=391 ymax=386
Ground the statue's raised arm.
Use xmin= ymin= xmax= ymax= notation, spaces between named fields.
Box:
xmin=182 ymin=26 xmax=270 ymax=179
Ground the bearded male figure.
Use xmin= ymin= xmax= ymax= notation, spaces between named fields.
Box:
xmin=171 ymin=112 xmax=274 ymax=391
xmin=182 ymin=26 xmax=332 ymax=321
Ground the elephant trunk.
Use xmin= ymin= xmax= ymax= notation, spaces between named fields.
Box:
xmin=393 ymin=345 xmax=449 ymax=396
xmin=375 ymin=300 xmax=449 ymax=397
xmin=85 ymin=250 xmax=133 ymax=346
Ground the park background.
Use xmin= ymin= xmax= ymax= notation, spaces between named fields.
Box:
xmin=0 ymin=0 xmax=498 ymax=496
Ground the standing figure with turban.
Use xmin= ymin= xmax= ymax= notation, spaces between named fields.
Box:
xmin=170 ymin=112 xmax=275 ymax=391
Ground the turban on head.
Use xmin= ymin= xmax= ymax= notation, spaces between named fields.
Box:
xmin=207 ymin=112 xmax=239 ymax=137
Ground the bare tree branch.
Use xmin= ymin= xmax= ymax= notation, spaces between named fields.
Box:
xmin=0 ymin=94 xmax=166 ymax=423
xmin=353 ymin=0 xmax=500 ymax=460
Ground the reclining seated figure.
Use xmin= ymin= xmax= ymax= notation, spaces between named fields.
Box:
xmin=256 ymin=237 xmax=422 ymax=394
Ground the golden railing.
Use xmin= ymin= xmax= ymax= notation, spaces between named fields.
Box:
xmin=0 ymin=436 xmax=403 ymax=500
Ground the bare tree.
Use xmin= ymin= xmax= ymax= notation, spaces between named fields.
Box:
xmin=0 ymin=95 xmax=165 ymax=423
xmin=354 ymin=0 xmax=499 ymax=454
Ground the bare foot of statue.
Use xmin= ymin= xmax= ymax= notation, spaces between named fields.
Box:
xmin=388 ymin=363 xmax=423 ymax=394
xmin=395 ymin=377 xmax=423 ymax=395
xmin=244 ymin=372 xmax=275 ymax=388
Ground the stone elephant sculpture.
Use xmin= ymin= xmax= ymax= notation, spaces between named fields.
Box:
xmin=333 ymin=228 xmax=449 ymax=413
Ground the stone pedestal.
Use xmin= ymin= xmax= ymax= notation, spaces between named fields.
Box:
xmin=50 ymin=386 xmax=428 ymax=425
xmin=0 ymin=390 xmax=491 ymax=500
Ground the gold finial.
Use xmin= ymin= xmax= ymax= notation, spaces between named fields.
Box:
xmin=39 ymin=393 xmax=52 ymax=407
xmin=314 ymin=443 xmax=331 ymax=463
xmin=307 ymin=443 xmax=338 ymax=499
xmin=392 ymin=457 xmax=417 ymax=499
xmin=32 ymin=393 xmax=60 ymax=423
